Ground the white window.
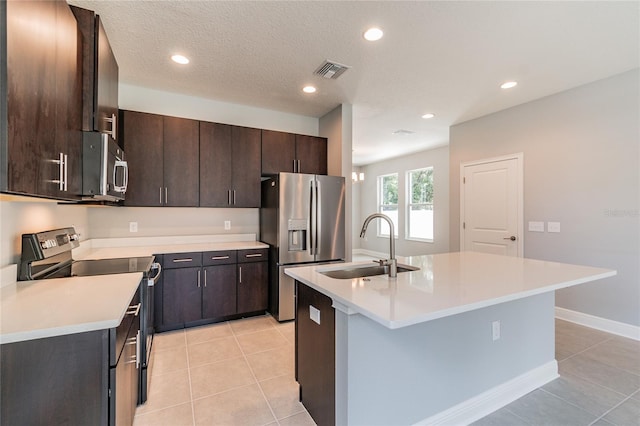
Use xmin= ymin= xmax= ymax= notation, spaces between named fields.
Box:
xmin=377 ymin=173 xmax=399 ymax=237
xmin=406 ymin=167 xmax=434 ymax=241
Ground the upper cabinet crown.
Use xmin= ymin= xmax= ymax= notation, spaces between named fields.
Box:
xmin=70 ymin=5 xmax=119 ymax=142
xmin=1 ymin=0 xmax=83 ymax=201
xmin=261 ymin=130 xmax=327 ymax=175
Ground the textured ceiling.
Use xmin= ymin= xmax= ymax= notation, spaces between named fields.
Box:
xmin=67 ymin=1 xmax=639 ymax=165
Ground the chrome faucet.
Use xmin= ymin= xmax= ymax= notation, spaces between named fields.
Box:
xmin=360 ymin=213 xmax=397 ymax=278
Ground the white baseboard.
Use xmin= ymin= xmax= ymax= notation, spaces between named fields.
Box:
xmin=414 ymin=361 xmax=558 ymax=426
xmin=555 ymin=307 xmax=640 ymax=341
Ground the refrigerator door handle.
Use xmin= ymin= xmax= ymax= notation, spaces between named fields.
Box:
xmin=315 ymin=179 xmax=321 ymax=255
xmin=308 ymin=179 xmax=315 ymax=255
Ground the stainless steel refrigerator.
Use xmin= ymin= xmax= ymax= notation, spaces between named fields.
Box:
xmin=260 ymin=172 xmax=345 ymax=321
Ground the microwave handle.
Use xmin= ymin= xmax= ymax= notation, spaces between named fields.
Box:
xmin=113 ymin=160 xmax=128 ymax=193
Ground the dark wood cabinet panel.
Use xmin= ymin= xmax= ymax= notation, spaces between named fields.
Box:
xmin=71 ymin=6 xmax=119 ymax=138
xmin=296 ymin=135 xmax=327 ymax=175
xmin=203 ymin=265 xmax=237 ymax=319
xmin=163 ymin=116 xmax=199 ymax=207
xmin=1 ymin=331 xmax=109 ymax=426
xmin=261 ymin=130 xmax=327 ymax=176
xmin=120 ymin=110 xmax=164 ymax=206
xmin=231 ymin=126 xmax=261 ymax=207
xmin=296 ymin=281 xmax=336 ymax=426
xmin=237 ymin=261 xmax=268 ymax=313
xmin=3 ymin=0 xmax=82 ymax=200
xmin=261 ymin=129 xmax=295 ymax=175
xmin=200 ymin=121 xmax=232 ymax=206
xmin=162 ymin=267 xmax=202 ymax=327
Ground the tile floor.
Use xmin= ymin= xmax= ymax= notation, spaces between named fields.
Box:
xmin=133 ymin=315 xmax=315 ymax=426
xmin=473 ymin=319 xmax=640 ymax=426
xmin=135 ymin=316 xmax=639 ymax=426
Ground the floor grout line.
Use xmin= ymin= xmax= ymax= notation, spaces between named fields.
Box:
xmin=183 ymin=328 xmax=197 ymax=426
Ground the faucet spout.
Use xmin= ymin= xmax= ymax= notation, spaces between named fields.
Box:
xmin=360 ymin=213 xmax=397 ymax=277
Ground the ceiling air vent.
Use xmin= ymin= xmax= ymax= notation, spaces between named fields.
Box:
xmin=314 ymin=60 xmax=351 ymax=79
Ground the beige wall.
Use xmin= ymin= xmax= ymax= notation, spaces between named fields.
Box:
xmin=449 ymin=69 xmax=640 ymax=326
xmin=357 ymin=145 xmax=450 ymax=257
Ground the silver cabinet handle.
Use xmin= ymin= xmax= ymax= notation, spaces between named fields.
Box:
xmin=172 ymin=258 xmax=193 ymax=263
xmin=211 ymin=256 xmax=230 ymax=260
xmin=135 ymin=329 xmax=140 ymax=369
xmin=59 ymin=153 xmax=64 ymax=190
xmin=160 ymin=187 xmax=163 ymax=204
xmin=204 ymin=269 xmax=207 ymax=287
xmin=239 ymin=266 xmax=242 ymax=283
xmin=245 ymin=253 xmax=262 ymax=258
xmin=126 ymin=302 xmax=141 ymax=316
xmin=165 ymin=187 xmax=168 ymax=204
xmin=63 ymin=154 xmax=68 ymax=191
xmin=233 ymin=190 xmax=236 ymax=205
xmin=197 ymin=269 xmax=201 ymax=288
xmin=227 ymin=189 xmax=232 ymax=205
xmin=105 ymin=113 xmax=117 ymax=140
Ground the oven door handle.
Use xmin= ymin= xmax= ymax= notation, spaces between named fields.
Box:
xmin=147 ymin=262 xmax=162 ymax=287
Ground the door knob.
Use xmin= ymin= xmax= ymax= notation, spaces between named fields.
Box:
xmin=503 ymin=236 xmax=517 ymax=241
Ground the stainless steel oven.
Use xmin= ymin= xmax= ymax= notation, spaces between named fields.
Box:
xmin=19 ymin=227 xmax=160 ymax=405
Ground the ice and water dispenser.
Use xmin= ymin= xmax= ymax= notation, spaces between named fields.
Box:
xmin=288 ymin=219 xmax=307 ymax=251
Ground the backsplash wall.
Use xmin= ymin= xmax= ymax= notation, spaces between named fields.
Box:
xmin=87 ymin=207 xmax=259 ymax=239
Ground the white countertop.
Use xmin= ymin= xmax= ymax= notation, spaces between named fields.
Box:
xmin=75 ymin=234 xmax=268 ymax=260
xmin=1 ymin=273 xmax=142 ymax=344
xmin=285 ymin=251 xmax=616 ymax=329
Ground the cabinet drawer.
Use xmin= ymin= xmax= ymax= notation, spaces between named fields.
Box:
xmin=164 ymin=252 xmax=202 ymax=269
xmin=203 ymin=250 xmax=237 ymax=266
xmin=237 ymin=248 xmax=268 ymax=263
xmin=111 ymin=284 xmax=140 ymax=366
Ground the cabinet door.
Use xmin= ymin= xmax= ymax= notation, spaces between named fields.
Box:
xmin=200 ymin=122 xmax=232 ymax=207
xmin=237 ymin=262 xmax=268 ymax=314
xmin=261 ymin=130 xmax=295 ymax=175
xmin=5 ymin=0 xmax=81 ymax=199
xmin=53 ymin=0 xmax=83 ymax=199
xmin=121 ymin=110 xmax=164 ymax=206
xmin=296 ymin=282 xmax=335 ymax=426
xmin=202 ymin=265 xmax=237 ymax=319
xmin=162 ymin=268 xmax=202 ymax=327
xmin=94 ymin=17 xmax=119 ymax=138
xmin=231 ymin=126 xmax=261 ymax=207
xmin=163 ymin=116 xmax=199 ymax=207
xmin=296 ymin=135 xmax=327 ymax=175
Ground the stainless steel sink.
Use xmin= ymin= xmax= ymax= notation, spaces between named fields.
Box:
xmin=320 ymin=263 xmax=419 ymax=279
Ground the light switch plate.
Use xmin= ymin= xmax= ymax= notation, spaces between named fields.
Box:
xmin=129 ymin=222 xmax=138 ymax=233
xmin=310 ymin=305 xmax=321 ymax=325
xmin=547 ymin=222 xmax=561 ymax=233
xmin=224 ymin=220 xmax=231 ymax=230
xmin=528 ymin=221 xmax=544 ymax=232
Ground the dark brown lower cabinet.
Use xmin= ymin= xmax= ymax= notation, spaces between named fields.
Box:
xmin=1 ymin=286 xmax=141 ymax=426
xmin=296 ymin=281 xmax=335 ymax=426
xmin=157 ymin=249 xmax=268 ymax=332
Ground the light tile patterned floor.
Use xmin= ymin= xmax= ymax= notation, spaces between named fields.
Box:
xmin=136 ymin=316 xmax=640 ymax=426
xmin=133 ymin=315 xmax=315 ymax=426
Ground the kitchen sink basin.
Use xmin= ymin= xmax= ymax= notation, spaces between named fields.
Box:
xmin=320 ymin=263 xmax=419 ymax=279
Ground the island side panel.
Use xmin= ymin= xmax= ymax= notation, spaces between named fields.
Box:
xmin=337 ymin=292 xmax=556 ymax=425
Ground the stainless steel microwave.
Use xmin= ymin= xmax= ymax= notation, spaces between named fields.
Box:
xmin=82 ymin=132 xmax=128 ymax=202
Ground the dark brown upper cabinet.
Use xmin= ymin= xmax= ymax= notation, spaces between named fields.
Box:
xmin=1 ymin=0 xmax=83 ymax=201
xmin=120 ymin=110 xmax=199 ymax=207
xmin=261 ymin=130 xmax=327 ymax=175
xmin=199 ymin=122 xmax=261 ymax=208
xmin=71 ymin=5 xmax=119 ymax=142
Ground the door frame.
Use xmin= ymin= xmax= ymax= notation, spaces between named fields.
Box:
xmin=460 ymin=153 xmax=524 ymax=256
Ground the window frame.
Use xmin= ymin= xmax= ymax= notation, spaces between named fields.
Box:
xmin=376 ymin=173 xmax=399 ymax=238
xmin=405 ymin=167 xmax=434 ymax=243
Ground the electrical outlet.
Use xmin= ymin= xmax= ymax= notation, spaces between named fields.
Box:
xmin=224 ymin=220 xmax=231 ymax=230
xmin=492 ymin=320 xmax=501 ymax=341
xmin=129 ymin=222 xmax=138 ymax=233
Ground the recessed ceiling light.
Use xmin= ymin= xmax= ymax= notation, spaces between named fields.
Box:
xmin=421 ymin=113 xmax=435 ymax=119
xmin=363 ymin=27 xmax=383 ymax=41
xmin=171 ymin=54 xmax=189 ymax=65
xmin=500 ymin=81 xmax=518 ymax=89
xmin=303 ymin=86 xmax=317 ymax=94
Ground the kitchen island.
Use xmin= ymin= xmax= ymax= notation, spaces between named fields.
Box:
xmin=286 ymin=251 xmax=615 ymax=426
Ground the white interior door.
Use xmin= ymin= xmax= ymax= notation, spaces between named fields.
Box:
xmin=461 ymin=154 xmax=523 ymax=257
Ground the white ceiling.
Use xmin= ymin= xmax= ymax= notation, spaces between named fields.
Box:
xmin=68 ymin=1 xmax=639 ymax=165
